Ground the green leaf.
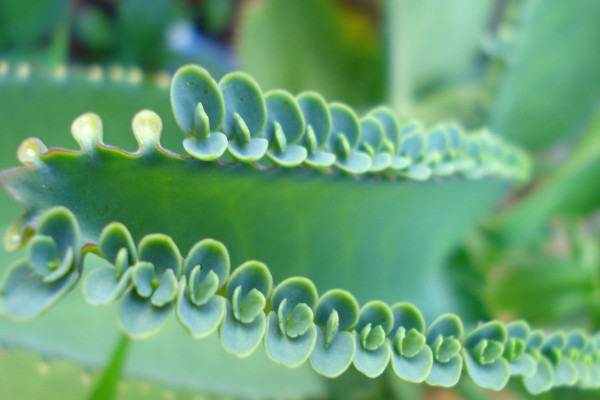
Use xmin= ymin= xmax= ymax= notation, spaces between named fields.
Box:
xmin=219 ymin=72 xmax=266 ymax=139
xmin=184 ymin=238 xmax=230 ymax=292
xmin=425 ymin=351 xmax=463 ymax=387
xmin=137 ymin=234 xmax=182 ymax=278
xmin=264 ymin=311 xmax=317 ymax=368
xmin=0 ymin=259 xmax=79 ymax=321
xmin=150 ymin=268 xmax=178 ymax=307
xmin=175 ymin=277 xmax=226 ymax=340
xmin=314 ymin=289 xmax=358 ymax=332
xmin=309 ymin=327 xmax=355 ymax=378
xmin=170 ymin=64 xmax=224 ymax=135
xmin=219 ymin=302 xmax=266 ymax=358
xmin=98 ymin=222 xmax=137 ymax=267
xmin=118 ymin=290 xmax=171 ymax=339
xmin=352 ymin=331 xmax=391 ymax=378
xmin=82 ymin=261 xmax=133 ymax=307
xmin=390 ymin=340 xmax=433 ymax=383
xmin=462 ymin=348 xmax=510 ymax=391
xmin=227 ymin=261 xmax=272 ymax=323
xmin=524 ymin=357 xmax=554 ymax=394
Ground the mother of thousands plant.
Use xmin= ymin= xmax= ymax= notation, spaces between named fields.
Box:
xmin=0 ymin=58 xmax=597 ymax=400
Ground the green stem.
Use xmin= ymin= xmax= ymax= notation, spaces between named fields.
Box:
xmin=87 ymin=334 xmax=131 ymax=400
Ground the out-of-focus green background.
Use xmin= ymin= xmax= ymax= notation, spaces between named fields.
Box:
xmin=1 ymin=0 xmax=600 ymax=399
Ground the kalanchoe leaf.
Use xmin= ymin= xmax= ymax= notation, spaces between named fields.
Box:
xmin=390 ymin=333 xmax=433 ymax=383
xmin=271 ymin=277 xmax=317 ymax=329
xmin=360 ymin=117 xmax=391 ymax=173
xmin=297 ymin=91 xmax=331 ymax=148
xmin=463 ymin=347 xmax=510 ymax=391
xmin=82 ymin=260 xmax=134 ymax=306
xmin=36 ymin=206 xmax=80 ymax=263
xmin=183 ymin=132 xmax=228 ymax=161
xmin=227 ymin=113 xmax=269 ymax=161
xmin=232 ymin=286 xmax=265 ymax=324
xmin=176 ymin=276 xmax=226 ymax=340
xmin=282 ymin=302 xmax=313 ymax=339
xmin=399 ymin=131 xmax=424 ymax=164
xmin=464 ymin=321 xmax=507 ymax=364
xmin=98 ymin=222 xmax=137 ymax=268
xmin=425 ymin=314 xmax=464 ymax=387
xmin=399 ymin=328 xmax=427 ymax=358
xmin=119 ymin=289 xmax=172 ymax=339
xmin=328 ymin=103 xmax=371 ymax=174
xmin=264 ymin=90 xmax=305 ymax=145
xmin=369 ymin=107 xmax=401 ymax=154
xmin=310 ymin=326 xmax=355 ymax=378
xmin=137 ymin=234 xmax=182 ymax=278
xmin=131 ymin=261 xmax=156 ymax=298
xmin=324 ymin=309 xmax=340 ymax=348
xmin=226 ymin=260 xmax=271 ymax=323
xmin=0 ymin=259 xmax=79 ymax=320
xmin=219 ymin=301 xmax=266 ymax=358
xmin=28 ymin=235 xmax=60 ymax=277
xmin=524 ymin=357 xmax=554 ymax=394
xmin=220 ymin=71 xmax=266 ymax=139
xmin=43 ymin=246 xmax=74 ymax=283
xmin=150 ymin=269 xmax=179 ymax=307
xmin=314 ymin=289 xmax=359 ymax=333
xmin=170 ymin=64 xmax=225 ymax=135
xmin=264 ymin=311 xmax=317 ymax=368
xmin=352 ymin=331 xmax=391 ymax=378
xmin=189 ymin=267 xmax=219 ymax=306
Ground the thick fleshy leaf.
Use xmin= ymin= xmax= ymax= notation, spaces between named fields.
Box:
xmin=352 ymin=332 xmax=391 ymax=378
xmin=335 ymin=150 xmax=372 ymax=175
xmin=360 ymin=117 xmax=385 ymax=152
xmin=264 ymin=311 xmax=317 ymax=368
xmin=170 ymin=64 xmax=225 ymax=135
xmin=426 ymin=313 xmax=464 ymax=342
xmin=118 ymin=290 xmax=171 ymax=339
xmin=425 ymin=353 xmax=463 ymax=387
xmin=267 ymin=143 xmax=307 ymax=167
xmin=463 ymin=348 xmax=510 ymax=390
xmin=137 ymin=234 xmax=182 ymax=278
xmin=220 ymin=72 xmax=266 ymax=138
xmin=184 ymin=238 xmax=230 ymax=290
xmin=508 ymin=353 xmax=537 ymax=377
xmin=304 ymin=149 xmax=336 ymax=169
xmin=82 ymin=263 xmax=133 ymax=306
xmin=391 ymin=302 xmax=425 ymax=334
xmin=182 ymin=133 xmax=228 ymax=161
xmin=369 ymin=153 xmax=392 ymax=173
xmin=188 ymin=267 xmax=219 ymax=306
xmin=524 ymin=357 xmax=554 ymax=395
xmin=98 ymin=222 xmax=136 ymax=267
xmin=357 ymin=301 xmax=394 ymax=344
xmin=328 ymin=103 xmax=360 ymax=150
xmin=131 ymin=261 xmax=155 ymax=298
xmin=297 ymin=91 xmax=331 ymax=148
xmin=150 ymin=269 xmax=178 ymax=307
xmin=264 ymin=90 xmax=305 ymax=145
xmin=43 ymin=247 xmax=74 ymax=283
xmin=310 ymin=327 xmax=355 ymax=378
xmin=271 ymin=277 xmax=318 ymax=317
xmin=370 ymin=107 xmax=401 ymax=152
xmin=28 ymin=235 xmax=60 ymax=277
xmin=314 ymin=289 xmax=359 ymax=332
xmin=464 ymin=321 xmax=507 ymax=364
xmin=176 ymin=277 xmax=226 ymax=340
xmin=227 ymin=137 xmax=269 ymax=162
xmin=226 ymin=260 xmax=272 ymax=322
xmin=36 ymin=206 xmax=80 ymax=260
xmin=0 ymin=260 xmax=79 ymax=321
xmin=553 ymin=358 xmax=577 ymax=387
xmin=279 ymin=301 xmax=314 ymax=339
xmin=401 ymin=164 xmax=431 ymax=181
xmin=219 ymin=302 xmax=266 ymax=358
xmin=399 ymin=131 xmax=425 ymax=161
xmin=390 ymin=343 xmax=433 ymax=383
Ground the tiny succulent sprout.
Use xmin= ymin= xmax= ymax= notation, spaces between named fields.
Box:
xmin=170 ymin=64 xmax=228 ymax=160
xmin=219 ymin=72 xmax=268 ymax=162
xmin=352 ymin=300 xmax=393 ymax=378
xmin=263 ymin=90 xmax=307 ymax=167
xmin=82 ymin=222 xmax=137 ymax=307
xmin=504 ymin=320 xmax=536 ymax=378
xmin=220 ymin=261 xmax=272 ymax=358
xmin=309 ymin=289 xmax=358 ymax=377
xmin=389 ymin=302 xmax=433 ymax=383
xmin=118 ymin=234 xmax=182 ymax=339
xmin=265 ymin=277 xmax=318 ymax=368
xmin=425 ymin=314 xmax=464 ymax=387
xmin=176 ymin=239 xmax=229 ymax=339
xmin=462 ymin=321 xmax=509 ymax=390
xmin=297 ymin=91 xmax=335 ymax=168
xmin=328 ymin=103 xmax=371 ymax=174
xmin=0 ymin=207 xmax=81 ymax=320
xmin=359 ymin=116 xmax=391 ymax=173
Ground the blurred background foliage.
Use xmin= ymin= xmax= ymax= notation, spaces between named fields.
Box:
xmin=1 ymin=0 xmax=600 ymax=399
